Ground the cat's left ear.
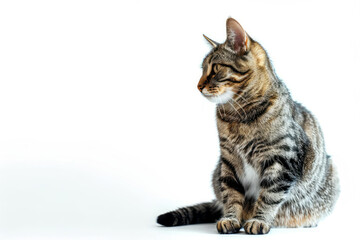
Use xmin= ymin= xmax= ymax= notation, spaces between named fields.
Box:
xmin=226 ymin=18 xmax=250 ymax=55
xmin=203 ymin=34 xmax=219 ymax=48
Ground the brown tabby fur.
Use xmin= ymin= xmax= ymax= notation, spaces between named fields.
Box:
xmin=157 ymin=18 xmax=339 ymax=235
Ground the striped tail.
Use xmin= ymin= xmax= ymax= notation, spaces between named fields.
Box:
xmin=157 ymin=201 xmax=223 ymax=227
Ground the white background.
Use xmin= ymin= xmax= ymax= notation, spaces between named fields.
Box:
xmin=0 ymin=0 xmax=359 ymax=239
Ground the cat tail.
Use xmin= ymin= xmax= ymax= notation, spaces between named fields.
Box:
xmin=157 ymin=200 xmax=223 ymax=226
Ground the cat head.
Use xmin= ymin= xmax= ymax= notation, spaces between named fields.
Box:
xmin=198 ymin=18 xmax=272 ymax=104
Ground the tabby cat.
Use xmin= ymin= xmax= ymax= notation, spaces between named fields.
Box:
xmin=157 ymin=18 xmax=339 ymax=234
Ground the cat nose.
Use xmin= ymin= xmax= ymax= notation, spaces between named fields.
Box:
xmin=198 ymin=83 xmax=205 ymax=92
xmin=198 ymin=75 xmax=207 ymax=92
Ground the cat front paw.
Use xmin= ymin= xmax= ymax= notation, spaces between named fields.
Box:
xmin=216 ymin=217 xmax=241 ymax=234
xmin=244 ymin=219 xmax=270 ymax=234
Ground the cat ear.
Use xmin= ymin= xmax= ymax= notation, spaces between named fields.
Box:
xmin=203 ymin=34 xmax=219 ymax=48
xmin=226 ymin=18 xmax=250 ymax=55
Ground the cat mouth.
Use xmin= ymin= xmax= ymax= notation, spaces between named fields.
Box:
xmin=202 ymin=90 xmax=234 ymax=104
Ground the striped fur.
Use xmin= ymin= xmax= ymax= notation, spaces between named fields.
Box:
xmin=157 ymin=18 xmax=339 ymax=235
xmin=157 ymin=201 xmax=222 ymax=227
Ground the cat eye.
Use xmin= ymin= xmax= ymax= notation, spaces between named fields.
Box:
xmin=210 ymin=64 xmax=250 ymax=83
xmin=212 ymin=64 xmax=221 ymax=73
xmin=212 ymin=63 xmax=249 ymax=75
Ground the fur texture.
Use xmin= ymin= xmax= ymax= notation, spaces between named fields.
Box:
xmin=157 ymin=18 xmax=339 ymax=235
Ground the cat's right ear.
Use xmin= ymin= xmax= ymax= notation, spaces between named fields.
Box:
xmin=226 ymin=18 xmax=250 ymax=55
xmin=203 ymin=34 xmax=219 ymax=48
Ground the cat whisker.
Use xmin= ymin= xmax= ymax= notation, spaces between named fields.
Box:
xmin=230 ymin=98 xmax=248 ymax=119
xmin=219 ymin=99 xmax=226 ymax=118
xmin=232 ymin=92 xmax=249 ymax=105
xmin=221 ymin=104 xmax=226 ymax=117
xmin=228 ymin=100 xmax=243 ymax=118
xmin=231 ymin=95 xmax=247 ymax=108
xmin=216 ymin=96 xmax=224 ymax=119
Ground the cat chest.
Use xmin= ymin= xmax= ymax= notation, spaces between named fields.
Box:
xmin=238 ymin=154 xmax=260 ymax=199
xmin=218 ymin=124 xmax=261 ymax=198
xmin=225 ymin=143 xmax=260 ymax=199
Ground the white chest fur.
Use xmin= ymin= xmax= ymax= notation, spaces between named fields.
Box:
xmin=241 ymin=161 xmax=260 ymax=199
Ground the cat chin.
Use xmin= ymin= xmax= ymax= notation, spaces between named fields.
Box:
xmin=206 ymin=90 xmax=234 ymax=104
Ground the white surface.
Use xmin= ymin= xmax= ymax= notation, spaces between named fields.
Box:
xmin=0 ymin=0 xmax=359 ymax=239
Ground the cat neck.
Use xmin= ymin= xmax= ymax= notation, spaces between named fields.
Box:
xmin=216 ymin=70 xmax=289 ymax=124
